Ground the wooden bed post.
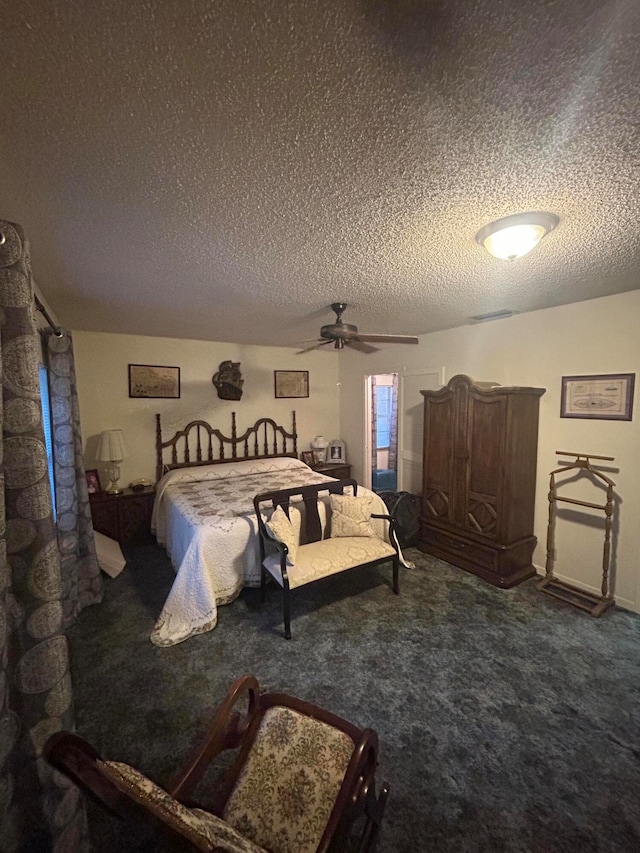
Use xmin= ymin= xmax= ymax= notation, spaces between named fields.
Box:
xmin=231 ymin=412 xmax=237 ymax=459
xmin=155 ymin=414 xmax=162 ymax=484
xmin=292 ymin=411 xmax=297 ymax=456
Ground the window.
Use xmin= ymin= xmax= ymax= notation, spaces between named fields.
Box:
xmin=39 ymin=364 xmax=56 ymax=517
xmin=375 ymin=385 xmax=393 ymax=449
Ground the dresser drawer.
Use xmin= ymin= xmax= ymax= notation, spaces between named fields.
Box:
xmin=425 ymin=527 xmax=498 ymax=573
xmin=312 ymin=463 xmax=351 ymax=480
xmin=419 ymin=522 xmax=537 ymax=588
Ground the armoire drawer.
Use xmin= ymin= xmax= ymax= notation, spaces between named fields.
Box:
xmin=421 ymin=526 xmax=498 ymax=573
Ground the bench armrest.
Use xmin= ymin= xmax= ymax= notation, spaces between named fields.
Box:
xmin=259 ymin=523 xmax=291 ymax=559
xmin=371 ymin=512 xmax=400 ymax=552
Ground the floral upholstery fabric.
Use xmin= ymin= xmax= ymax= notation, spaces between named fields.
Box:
xmin=329 ymin=494 xmax=376 ymax=538
xmin=100 ymin=761 xmax=267 ymax=853
xmin=263 ymin=536 xmax=396 ymax=588
xmin=223 ymin=707 xmax=355 ymax=853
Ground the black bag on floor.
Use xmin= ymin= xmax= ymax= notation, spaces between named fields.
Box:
xmin=377 ymin=491 xmax=421 ymax=547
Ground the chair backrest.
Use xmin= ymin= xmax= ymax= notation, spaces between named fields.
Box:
xmin=254 ymin=478 xmax=358 ymax=545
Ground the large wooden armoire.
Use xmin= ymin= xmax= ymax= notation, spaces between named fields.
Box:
xmin=419 ymin=374 xmax=545 ymax=588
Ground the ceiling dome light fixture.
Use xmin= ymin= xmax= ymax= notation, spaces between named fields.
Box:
xmin=476 ymin=212 xmax=559 ymax=260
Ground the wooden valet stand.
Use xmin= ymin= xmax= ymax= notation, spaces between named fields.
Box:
xmin=538 ymin=451 xmax=617 ymax=617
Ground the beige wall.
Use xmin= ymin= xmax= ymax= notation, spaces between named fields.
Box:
xmin=72 ymin=291 xmax=640 ymax=611
xmin=338 ymin=291 xmax=640 ymax=612
xmin=73 ymin=331 xmax=340 ymax=489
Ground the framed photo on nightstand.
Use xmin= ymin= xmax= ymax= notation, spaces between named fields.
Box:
xmin=85 ymin=469 xmax=101 ymax=494
xmin=327 ymin=440 xmax=346 ymax=464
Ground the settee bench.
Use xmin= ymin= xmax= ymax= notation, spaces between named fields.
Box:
xmin=253 ymin=479 xmax=400 ymax=638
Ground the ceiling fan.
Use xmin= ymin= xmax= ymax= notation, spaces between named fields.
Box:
xmin=298 ymin=303 xmax=419 ymax=354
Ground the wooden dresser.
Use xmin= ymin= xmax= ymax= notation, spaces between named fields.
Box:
xmin=312 ymin=462 xmax=352 ymax=480
xmin=89 ymin=487 xmax=155 ymax=547
xmin=419 ymin=374 xmax=545 ymax=588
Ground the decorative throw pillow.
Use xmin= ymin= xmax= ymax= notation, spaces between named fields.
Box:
xmin=329 ymin=494 xmax=376 ymax=538
xmin=266 ymin=505 xmax=298 ymax=565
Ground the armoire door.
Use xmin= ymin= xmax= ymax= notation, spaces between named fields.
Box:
xmin=462 ymin=390 xmax=507 ymax=540
xmin=422 ymin=385 xmax=455 ymax=525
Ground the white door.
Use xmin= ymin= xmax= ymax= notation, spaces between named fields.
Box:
xmin=398 ymin=367 xmax=444 ymax=493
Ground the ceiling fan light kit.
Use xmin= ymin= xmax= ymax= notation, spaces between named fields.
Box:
xmin=476 ymin=212 xmax=559 ymax=261
xmin=298 ymin=303 xmax=419 ymax=354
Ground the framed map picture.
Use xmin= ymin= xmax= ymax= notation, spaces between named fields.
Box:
xmin=274 ymin=370 xmax=309 ymax=398
xmin=560 ymin=373 xmax=635 ymax=420
xmin=129 ymin=364 xmax=180 ymax=399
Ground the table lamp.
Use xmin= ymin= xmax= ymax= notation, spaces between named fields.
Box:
xmin=97 ymin=429 xmax=129 ymax=494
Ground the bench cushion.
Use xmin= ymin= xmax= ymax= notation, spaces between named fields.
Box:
xmin=263 ymin=537 xmax=396 ymax=588
xmin=223 ymin=706 xmax=354 ymax=853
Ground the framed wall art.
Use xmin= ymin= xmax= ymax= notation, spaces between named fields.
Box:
xmin=560 ymin=373 xmax=635 ymax=420
xmin=274 ymin=370 xmax=309 ymax=399
xmin=129 ymin=364 xmax=181 ymax=399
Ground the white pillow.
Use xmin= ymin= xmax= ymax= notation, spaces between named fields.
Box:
xmin=266 ymin=505 xmax=298 ymax=565
xmin=329 ymin=494 xmax=376 ymax=538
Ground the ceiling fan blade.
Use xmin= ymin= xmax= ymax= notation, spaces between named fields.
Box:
xmin=346 ymin=339 xmax=379 ymax=354
xmin=356 ymin=333 xmax=419 ymax=344
xmin=296 ymin=340 xmax=333 ymax=354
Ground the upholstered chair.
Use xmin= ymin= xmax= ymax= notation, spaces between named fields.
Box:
xmin=45 ymin=674 xmax=389 ymax=852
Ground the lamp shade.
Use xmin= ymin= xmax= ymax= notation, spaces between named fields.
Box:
xmin=97 ymin=429 xmax=128 ymax=462
xmin=476 ymin=212 xmax=559 ymax=260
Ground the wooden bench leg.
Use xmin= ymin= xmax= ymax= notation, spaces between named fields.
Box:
xmin=261 ymin=567 xmax=268 ymax=603
xmin=283 ymin=585 xmax=292 ymax=639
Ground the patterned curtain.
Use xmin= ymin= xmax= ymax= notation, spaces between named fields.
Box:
xmin=0 ymin=220 xmax=89 ymax=850
xmin=388 ymin=373 xmax=399 ymax=471
xmin=44 ymin=330 xmax=102 ymax=627
xmin=370 ymin=375 xmax=378 ymax=473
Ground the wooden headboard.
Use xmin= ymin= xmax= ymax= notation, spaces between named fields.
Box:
xmin=155 ymin=411 xmax=298 ymax=482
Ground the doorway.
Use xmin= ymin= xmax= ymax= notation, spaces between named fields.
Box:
xmin=370 ymin=374 xmax=399 ymax=492
xmin=364 ymin=367 xmax=444 ymax=493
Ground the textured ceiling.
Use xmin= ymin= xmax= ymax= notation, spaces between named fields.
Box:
xmin=2 ymin=0 xmax=639 ymax=347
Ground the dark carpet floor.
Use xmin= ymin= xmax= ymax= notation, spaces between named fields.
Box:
xmin=67 ymin=544 xmax=640 ymax=852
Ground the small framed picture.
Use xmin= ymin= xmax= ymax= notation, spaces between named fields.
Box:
xmin=327 ymin=440 xmax=346 ymax=463
xmin=85 ymin=469 xmax=101 ymax=494
xmin=560 ymin=373 xmax=635 ymax=420
xmin=129 ymin=364 xmax=180 ymax=399
xmin=274 ymin=370 xmax=309 ymax=398
xmin=301 ymin=450 xmax=315 ymax=466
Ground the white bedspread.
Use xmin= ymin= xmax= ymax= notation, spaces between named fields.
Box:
xmin=150 ymin=457 xmax=393 ymax=646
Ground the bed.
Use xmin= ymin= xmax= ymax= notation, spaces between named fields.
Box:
xmin=150 ymin=412 xmax=396 ymax=646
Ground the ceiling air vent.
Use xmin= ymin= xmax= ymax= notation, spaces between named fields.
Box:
xmin=469 ymin=309 xmax=514 ymax=323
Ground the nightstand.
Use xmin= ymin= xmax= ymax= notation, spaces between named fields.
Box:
xmin=312 ymin=462 xmax=352 ymax=480
xmin=89 ymin=487 xmax=155 ymax=547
